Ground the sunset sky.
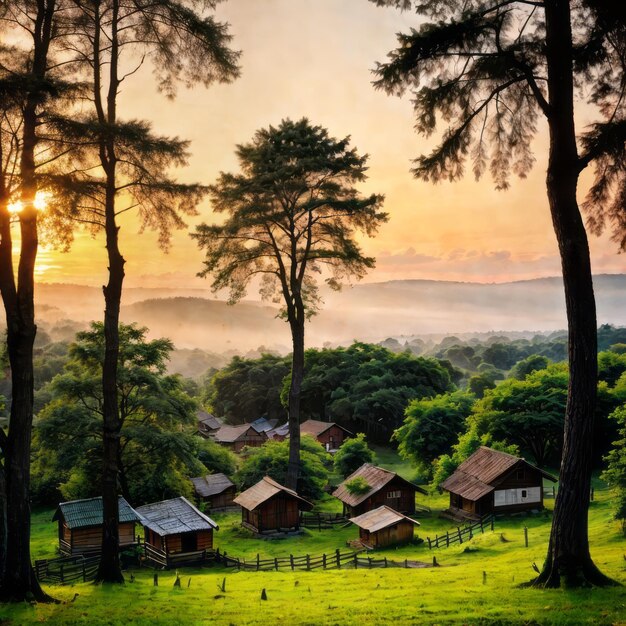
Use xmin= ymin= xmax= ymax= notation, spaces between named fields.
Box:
xmin=33 ymin=0 xmax=625 ymax=289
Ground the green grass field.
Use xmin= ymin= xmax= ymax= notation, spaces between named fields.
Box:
xmin=3 ymin=449 xmax=626 ymax=625
xmin=1 ymin=479 xmax=625 ymax=625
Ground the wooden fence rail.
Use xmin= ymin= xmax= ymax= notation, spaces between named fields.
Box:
xmin=35 ymin=554 xmax=100 ymax=585
xmin=426 ymin=515 xmax=495 ymax=550
xmin=299 ymin=512 xmax=350 ymax=530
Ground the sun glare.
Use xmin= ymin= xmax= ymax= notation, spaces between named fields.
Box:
xmin=7 ymin=191 xmax=49 ymax=214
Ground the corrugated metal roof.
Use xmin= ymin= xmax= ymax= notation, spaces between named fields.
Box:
xmin=267 ymin=422 xmax=290 ymax=439
xmin=191 ymin=473 xmax=235 ymax=498
xmin=300 ymin=419 xmax=353 ymax=437
xmin=333 ymin=463 xmax=427 ymax=507
xmin=233 ymin=476 xmax=313 ymax=511
xmin=251 ymin=417 xmax=279 ymax=433
xmin=440 ymin=446 xmax=557 ymax=501
xmin=135 ymin=496 xmax=218 ymax=536
xmin=350 ymin=505 xmax=420 ymax=533
xmin=197 ymin=410 xmax=222 ymax=431
xmin=53 ymin=497 xmax=140 ymax=529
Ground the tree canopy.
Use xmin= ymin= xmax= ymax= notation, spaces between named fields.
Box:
xmin=333 ymin=433 xmax=376 ymax=478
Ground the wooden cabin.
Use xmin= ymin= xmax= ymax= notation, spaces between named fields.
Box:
xmin=197 ymin=410 xmax=223 ymax=438
xmin=136 ymin=496 xmax=218 ymax=568
xmin=213 ymin=424 xmax=268 ymax=452
xmin=233 ymin=476 xmax=313 ymax=534
xmin=53 ymin=496 xmax=140 ymax=556
xmin=191 ymin=473 xmax=236 ymax=510
xmin=350 ymin=505 xmax=420 ymax=549
xmin=300 ymin=419 xmax=353 ymax=451
xmin=440 ymin=446 xmax=558 ymax=520
xmin=333 ymin=463 xmax=427 ymax=517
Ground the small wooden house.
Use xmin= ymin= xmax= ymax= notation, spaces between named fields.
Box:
xmin=300 ymin=419 xmax=353 ymax=451
xmin=191 ymin=473 xmax=236 ymax=510
xmin=53 ymin=496 xmax=140 ymax=556
xmin=350 ymin=505 xmax=420 ymax=549
xmin=333 ymin=463 xmax=427 ymax=517
xmin=197 ymin=410 xmax=223 ymax=438
xmin=136 ymin=496 xmax=218 ymax=568
xmin=266 ymin=422 xmax=289 ymax=441
xmin=234 ymin=476 xmax=313 ymax=534
xmin=440 ymin=446 xmax=558 ymax=520
xmin=214 ymin=423 xmax=268 ymax=452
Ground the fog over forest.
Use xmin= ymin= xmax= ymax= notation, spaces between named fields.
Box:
xmin=30 ymin=274 xmax=626 ymax=356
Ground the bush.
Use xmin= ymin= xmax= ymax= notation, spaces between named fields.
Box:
xmin=333 ymin=433 xmax=375 ymax=477
xmin=345 ymin=476 xmax=371 ymax=496
xmin=237 ymin=435 xmax=330 ymax=501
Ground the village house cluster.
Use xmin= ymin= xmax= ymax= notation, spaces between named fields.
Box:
xmin=53 ymin=407 xmax=556 ymax=567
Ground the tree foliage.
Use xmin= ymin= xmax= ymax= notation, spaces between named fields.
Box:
xmin=207 ymin=354 xmax=290 ymax=423
xmin=236 ymin=436 xmax=330 ymax=501
xmin=32 ymin=323 xmax=232 ymax=505
xmin=395 ymin=391 xmax=474 ymax=477
xmin=601 ymin=406 xmax=626 ymax=535
xmin=333 ymin=433 xmax=376 ymax=478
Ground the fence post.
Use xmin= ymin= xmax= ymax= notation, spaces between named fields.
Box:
xmin=306 ymin=554 xmax=310 ymax=570
xmin=404 ymin=558 xmax=408 ymax=569
xmin=336 ymin=549 xmax=341 ymax=569
xmin=275 ymin=557 xmax=279 ymax=571
xmin=427 ymin=537 xmax=431 ymax=549
xmin=458 ymin=527 xmax=462 ymax=544
xmin=354 ymin=554 xmax=358 ymax=569
xmin=469 ymin=526 xmax=473 ymax=540
xmin=384 ymin=557 xmax=387 ymax=568
xmin=446 ymin=531 xmax=449 ymax=548
xmin=323 ymin=554 xmax=327 ymax=570
xmin=368 ymin=557 xmax=372 ymax=569
xmin=524 ymin=526 xmax=528 ymax=548
xmin=257 ymin=553 xmax=260 ymax=572
xmin=290 ymin=554 xmax=295 ymax=571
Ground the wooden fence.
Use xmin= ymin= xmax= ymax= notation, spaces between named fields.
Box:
xmin=215 ymin=548 xmax=431 ymax=571
xmin=299 ymin=511 xmax=349 ymax=530
xmin=35 ymin=554 xmax=100 ymax=585
xmin=426 ymin=515 xmax=495 ymax=550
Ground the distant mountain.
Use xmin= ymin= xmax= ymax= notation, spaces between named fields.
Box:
xmin=33 ymin=274 xmax=626 ymax=352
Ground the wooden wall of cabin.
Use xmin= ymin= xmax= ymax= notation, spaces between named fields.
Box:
xmin=316 ymin=425 xmax=349 ymax=448
xmin=69 ymin=522 xmax=135 ymax=553
xmin=258 ymin=494 xmax=300 ymax=531
xmin=233 ymin=431 xmax=267 ymax=453
xmin=206 ymin=487 xmax=236 ymax=509
xmin=352 ymin=478 xmax=416 ymax=515
xmin=492 ymin=465 xmax=544 ymax=511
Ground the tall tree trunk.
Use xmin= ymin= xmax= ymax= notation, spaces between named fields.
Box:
xmin=94 ymin=0 xmax=125 ymax=584
xmin=286 ymin=311 xmax=304 ymax=491
xmin=534 ymin=0 xmax=615 ymax=588
xmin=0 ymin=93 xmax=51 ymax=602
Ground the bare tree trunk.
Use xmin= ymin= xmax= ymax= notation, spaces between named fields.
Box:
xmin=534 ymin=0 xmax=616 ymax=588
xmin=0 ymin=94 xmax=52 ymax=602
xmin=94 ymin=0 xmax=125 ymax=584
xmin=286 ymin=311 xmax=304 ymax=491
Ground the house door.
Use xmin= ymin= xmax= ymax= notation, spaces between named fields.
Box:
xmin=181 ymin=532 xmax=197 ymax=552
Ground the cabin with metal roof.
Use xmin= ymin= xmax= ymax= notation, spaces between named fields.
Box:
xmin=250 ymin=417 xmax=278 ymax=434
xmin=266 ymin=421 xmax=290 ymax=441
xmin=136 ymin=496 xmax=218 ymax=567
xmin=213 ymin=423 xmax=268 ymax=452
xmin=197 ymin=410 xmax=223 ymax=438
xmin=333 ymin=463 xmax=427 ymax=517
xmin=440 ymin=446 xmax=558 ymax=520
xmin=234 ymin=476 xmax=313 ymax=534
xmin=350 ymin=505 xmax=420 ymax=549
xmin=300 ymin=419 xmax=353 ymax=451
xmin=53 ymin=496 xmax=140 ymax=556
xmin=191 ymin=473 xmax=236 ymax=510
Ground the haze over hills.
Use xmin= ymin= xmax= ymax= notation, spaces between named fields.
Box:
xmin=31 ymin=274 xmax=626 ymax=354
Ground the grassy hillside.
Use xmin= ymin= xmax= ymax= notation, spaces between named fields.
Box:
xmin=3 ymin=484 xmax=625 ymax=625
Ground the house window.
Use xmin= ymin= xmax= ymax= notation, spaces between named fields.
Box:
xmin=521 ymin=490 xmax=527 ymax=499
xmin=387 ymin=490 xmax=401 ymax=499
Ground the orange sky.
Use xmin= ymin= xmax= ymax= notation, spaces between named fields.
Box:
xmin=29 ymin=0 xmax=626 ymax=289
